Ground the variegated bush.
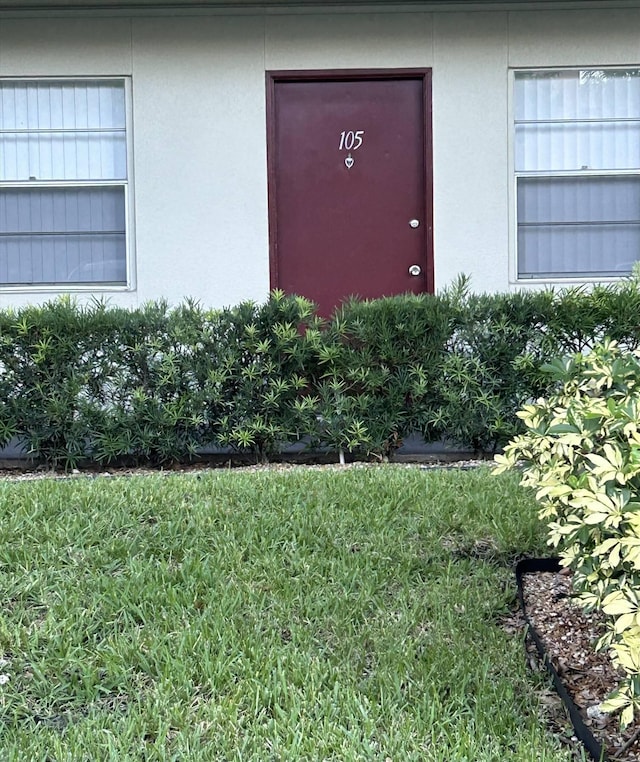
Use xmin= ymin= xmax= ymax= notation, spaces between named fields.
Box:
xmin=494 ymin=340 xmax=640 ymax=726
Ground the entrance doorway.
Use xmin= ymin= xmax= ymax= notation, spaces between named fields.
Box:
xmin=266 ymin=69 xmax=433 ymax=317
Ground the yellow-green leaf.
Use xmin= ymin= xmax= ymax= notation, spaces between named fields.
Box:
xmin=602 ymin=593 xmax=637 ymax=616
xmin=614 ymin=612 xmax=637 ymax=634
xmin=622 ymin=702 xmax=635 ymax=728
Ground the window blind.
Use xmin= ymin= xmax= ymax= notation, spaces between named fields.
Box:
xmin=515 ymin=70 xmax=640 ymax=278
xmin=0 ymin=80 xmax=127 ymax=286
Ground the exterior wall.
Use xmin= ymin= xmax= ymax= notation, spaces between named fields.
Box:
xmin=0 ymin=4 xmax=639 ymax=307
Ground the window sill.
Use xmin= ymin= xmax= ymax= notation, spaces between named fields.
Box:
xmin=511 ymin=275 xmax=629 ymax=286
xmin=0 ymin=283 xmax=133 ymax=294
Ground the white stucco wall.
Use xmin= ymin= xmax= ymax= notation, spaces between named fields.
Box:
xmin=0 ymin=4 xmax=639 ymax=307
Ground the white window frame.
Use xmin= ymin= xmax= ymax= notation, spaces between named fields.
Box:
xmin=0 ymin=76 xmax=135 ymax=292
xmin=510 ymin=66 xmax=640 ymax=285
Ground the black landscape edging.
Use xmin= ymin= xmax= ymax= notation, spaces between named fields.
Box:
xmin=516 ymin=557 xmax=606 ymax=762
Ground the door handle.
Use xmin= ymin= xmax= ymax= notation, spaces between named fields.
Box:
xmin=408 ymin=265 xmax=421 ymax=276
xmin=409 ymin=219 xmax=420 ymax=229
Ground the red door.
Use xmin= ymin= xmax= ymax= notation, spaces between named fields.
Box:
xmin=267 ymin=70 xmax=432 ymax=317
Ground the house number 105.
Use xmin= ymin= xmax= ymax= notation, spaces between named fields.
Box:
xmin=339 ymin=130 xmax=365 ymax=151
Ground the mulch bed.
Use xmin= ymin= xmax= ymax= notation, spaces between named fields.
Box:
xmin=521 ymin=568 xmax=640 ymax=761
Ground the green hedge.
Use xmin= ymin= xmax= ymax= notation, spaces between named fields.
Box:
xmin=3 ymin=279 xmax=640 ymax=468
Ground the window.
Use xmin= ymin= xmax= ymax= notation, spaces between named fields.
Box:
xmin=514 ymin=69 xmax=640 ymax=279
xmin=0 ymin=79 xmax=129 ymax=287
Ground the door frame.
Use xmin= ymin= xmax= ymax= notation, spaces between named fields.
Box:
xmin=265 ymin=68 xmax=434 ymax=295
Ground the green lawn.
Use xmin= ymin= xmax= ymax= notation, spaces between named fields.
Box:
xmin=0 ymin=466 xmax=575 ymax=761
